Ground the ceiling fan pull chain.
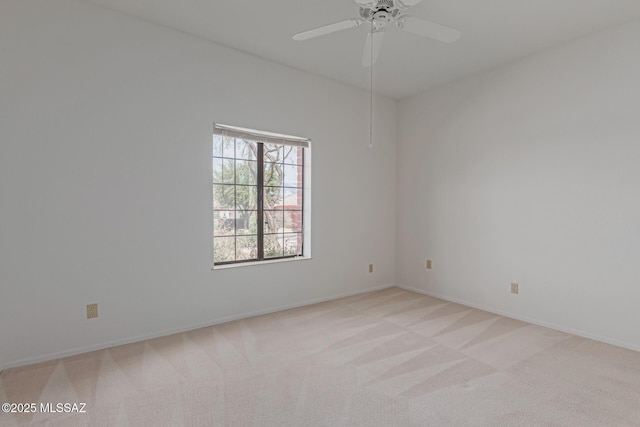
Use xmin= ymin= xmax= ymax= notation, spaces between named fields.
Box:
xmin=370 ymin=22 xmax=374 ymax=149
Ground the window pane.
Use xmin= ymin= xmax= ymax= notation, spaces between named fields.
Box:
xmin=284 ymin=211 xmax=303 ymax=233
xmin=236 ymin=211 xmax=257 ymax=235
xmin=213 ymin=184 xmax=234 ymax=210
xmin=212 ymin=158 xmax=222 ymax=182
xmin=213 ymin=135 xmax=223 ymax=157
xmin=284 ymin=233 xmax=303 ymax=256
xmin=264 ymin=234 xmax=284 ymax=258
xmin=264 ymin=186 xmax=283 ymax=209
xmin=283 ymin=164 xmax=302 ymax=188
xmin=264 ymin=210 xmax=284 ymax=234
xmin=235 ymin=160 xmax=257 ymax=185
xmin=222 ymin=137 xmax=235 ymax=158
xmin=214 ymin=236 xmax=235 ymax=263
xmin=236 ymin=185 xmax=257 ymax=211
xmin=213 ymin=158 xmax=234 ymax=184
xmin=263 ymin=162 xmax=283 ymax=187
xmin=236 ymin=236 xmax=257 ymax=260
xmin=264 ymin=144 xmax=283 ymax=162
xmin=282 ymin=188 xmax=302 ymax=210
xmin=283 ymin=146 xmax=302 ymax=165
xmin=236 ymin=139 xmax=257 ymax=160
xmin=214 ymin=212 xmax=235 ymax=236
xmin=222 ymin=159 xmax=235 ymax=183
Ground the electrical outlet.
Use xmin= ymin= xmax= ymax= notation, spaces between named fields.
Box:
xmin=86 ymin=303 xmax=98 ymax=319
xmin=511 ymin=283 xmax=519 ymax=295
xmin=369 ymin=264 xmax=373 ymax=273
xmin=426 ymin=260 xmax=432 ymax=269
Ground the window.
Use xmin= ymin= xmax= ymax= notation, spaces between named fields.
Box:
xmin=212 ymin=124 xmax=309 ymax=266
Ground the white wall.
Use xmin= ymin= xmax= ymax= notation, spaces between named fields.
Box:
xmin=397 ymin=19 xmax=640 ymax=350
xmin=0 ymin=0 xmax=397 ymax=369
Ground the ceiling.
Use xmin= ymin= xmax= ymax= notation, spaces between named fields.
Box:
xmin=84 ymin=0 xmax=640 ymax=99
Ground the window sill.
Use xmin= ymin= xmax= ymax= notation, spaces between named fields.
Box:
xmin=212 ymin=256 xmax=311 ymax=270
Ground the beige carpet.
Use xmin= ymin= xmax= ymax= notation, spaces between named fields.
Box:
xmin=2 ymin=287 xmax=640 ymax=426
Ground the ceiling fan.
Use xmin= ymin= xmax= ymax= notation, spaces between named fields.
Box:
xmin=293 ymin=0 xmax=461 ymax=67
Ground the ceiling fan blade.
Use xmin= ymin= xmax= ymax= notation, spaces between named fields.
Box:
xmin=398 ymin=16 xmax=461 ymax=43
xmin=362 ymin=30 xmax=384 ymax=67
xmin=396 ymin=0 xmax=425 ymax=9
xmin=293 ymin=19 xmax=362 ymax=41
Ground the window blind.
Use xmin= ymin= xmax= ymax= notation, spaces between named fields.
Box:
xmin=214 ymin=124 xmax=310 ymax=148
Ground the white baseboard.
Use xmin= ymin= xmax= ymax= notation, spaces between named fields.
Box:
xmin=1 ymin=284 xmax=396 ymax=371
xmin=397 ymin=284 xmax=640 ymax=354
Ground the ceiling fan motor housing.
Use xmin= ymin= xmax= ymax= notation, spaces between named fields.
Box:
xmin=376 ymin=0 xmax=395 ymax=9
xmin=359 ymin=0 xmax=403 ymax=23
